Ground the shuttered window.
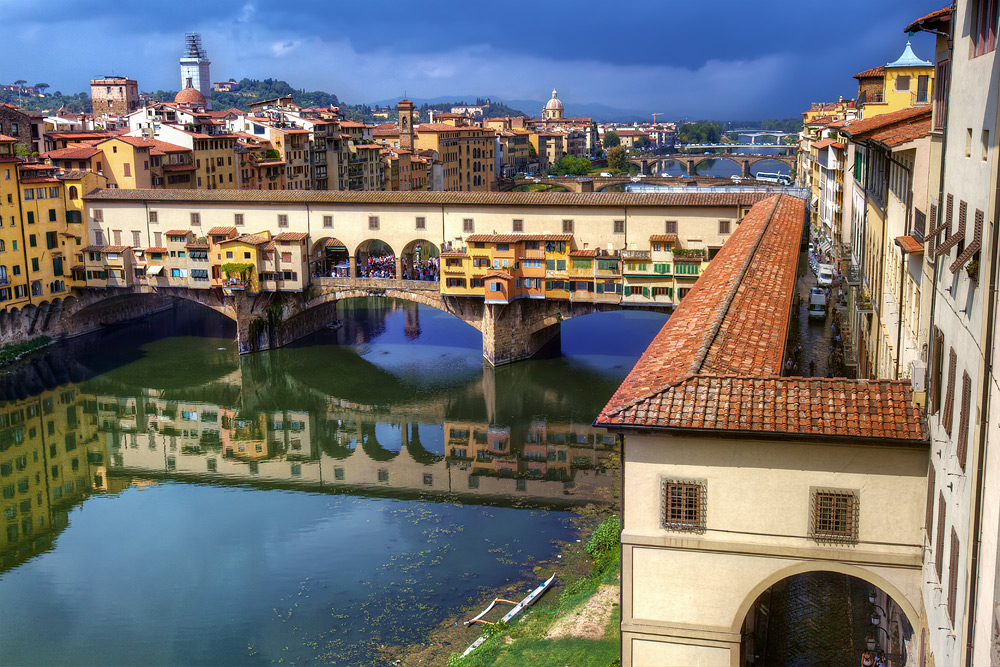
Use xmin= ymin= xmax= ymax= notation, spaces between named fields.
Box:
xmin=925 ymin=464 xmax=936 ymax=537
xmin=930 ymin=328 xmax=944 ymax=414
xmin=935 ymin=493 xmax=946 ymax=581
xmin=957 ymin=372 xmax=972 ymax=470
xmin=943 ymin=347 xmax=957 ymax=436
xmin=947 ymin=528 xmax=959 ymax=625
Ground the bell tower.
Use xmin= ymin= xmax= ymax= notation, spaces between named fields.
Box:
xmin=398 ymin=99 xmax=415 ymax=152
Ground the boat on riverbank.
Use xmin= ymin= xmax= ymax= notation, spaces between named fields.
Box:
xmin=461 ymin=574 xmax=556 ymax=658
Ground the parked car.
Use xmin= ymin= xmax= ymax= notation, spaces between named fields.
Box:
xmin=808 ymin=288 xmax=827 ymax=320
xmin=816 ymin=265 xmax=835 ymax=286
xmin=600 ymin=172 xmax=612 ymax=177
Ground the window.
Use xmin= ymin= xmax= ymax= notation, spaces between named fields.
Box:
xmin=665 ymin=220 xmax=677 ymax=234
xmin=278 ymin=214 xmax=288 ymax=227
xmin=660 ymin=478 xmax=705 ymax=532
xmin=190 ymin=212 xmax=200 ymax=226
xmin=490 ymin=281 xmax=502 ymax=292
xmin=917 ymin=75 xmax=930 ymax=104
xmin=613 ymin=219 xmax=625 ymax=234
xmin=895 ymin=75 xmax=910 ymax=92
xmin=512 ymin=219 xmax=523 ymax=232
xmin=562 ymin=219 xmax=573 ymax=234
xmin=123 ymin=163 xmax=131 ymax=177
xmin=93 ymin=209 xmax=103 ymax=222
xmin=810 ymin=489 xmax=859 ymax=544
xmin=148 ymin=210 xmax=158 ymax=223
xmin=925 ymin=464 xmax=936 ymax=537
xmin=930 ymin=327 xmax=944 ymax=414
xmin=369 ymin=216 xmax=379 ymax=230
xmin=415 ymin=216 xmax=425 ymax=230
xmin=973 ymin=0 xmax=998 ymax=57
xmin=948 ymin=528 xmax=960 ymax=625
xmin=957 ymin=372 xmax=972 ymax=470
xmin=323 ymin=215 xmax=333 ymax=228
xmin=28 ymin=234 xmax=36 ymax=248
xmin=46 ymin=231 xmax=57 ymax=249
xmin=935 ymin=493 xmax=946 ymax=580
xmin=719 ymin=220 xmax=731 ymax=234
xmin=943 ymin=347 xmax=957 ymax=436
xmin=463 ymin=218 xmax=474 ymax=233
xmin=26 ymin=211 xmax=34 ymax=225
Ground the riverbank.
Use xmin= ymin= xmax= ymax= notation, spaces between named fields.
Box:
xmin=0 ymin=335 xmax=52 ymax=368
xmin=383 ymin=515 xmax=621 ymax=667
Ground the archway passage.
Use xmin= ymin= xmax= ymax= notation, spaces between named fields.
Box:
xmin=311 ymin=237 xmax=350 ymax=278
xmin=740 ymin=571 xmax=914 ymax=667
xmin=355 ymin=239 xmax=397 ymax=278
xmin=399 ymin=239 xmax=440 ymax=282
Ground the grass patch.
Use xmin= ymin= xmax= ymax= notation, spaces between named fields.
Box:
xmin=0 ymin=336 xmax=51 ymax=366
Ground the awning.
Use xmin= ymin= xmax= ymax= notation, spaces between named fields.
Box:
xmin=147 ymin=265 xmax=164 ymax=276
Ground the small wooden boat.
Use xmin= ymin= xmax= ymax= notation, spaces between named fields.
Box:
xmin=460 ymin=574 xmax=555 ymax=658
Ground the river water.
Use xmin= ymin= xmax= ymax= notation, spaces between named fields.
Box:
xmin=0 ymin=300 xmax=666 ymax=665
xmin=655 ymin=146 xmax=793 ymax=179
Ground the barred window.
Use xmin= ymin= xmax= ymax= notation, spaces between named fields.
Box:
xmin=512 ymin=219 xmax=523 ymax=232
xmin=369 ymin=216 xmax=379 ymax=230
xmin=810 ymin=489 xmax=858 ymax=544
xmin=660 ymin=478 xmax=706 ymax=532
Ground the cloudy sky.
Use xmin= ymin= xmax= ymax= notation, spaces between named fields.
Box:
xmin=0 ymin=0 xmax=944 ymax=119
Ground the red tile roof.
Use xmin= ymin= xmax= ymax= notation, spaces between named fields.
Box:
xmin=596 ymin=194 xmax=927 ymax=444
xmin=841 ymin=106 xmax=932 ymax=147
xmin=854 ymin=65 xmax=886 ymax=79
xmin=208 ymin=226 xmax=237 ymax=236
xmin=649 ymin=234 xmax=678 ymax=243
xmin=905 ymin=6 xmax=951 ymax=33
xmin=43 ymin=146 xmax=101 ymax=160
xmin=165 ymin=230 xmax=191 ymax=236
xmin=895 ymin=235 xmax=924 ymax=254
xmin=145 ymin=247 xmax=167 ymax=253
xmin=811 ymin=139 xmax=846 ymax=150
xmin=274 ymin=232 xmax=308 ymax=241
xmin=466 ymin=233 xmax=573 ymax=243
xmin=0 ymin=134 xmax=17 ymax=142
xmin=569 ymin=249 xmax=597 ymax=257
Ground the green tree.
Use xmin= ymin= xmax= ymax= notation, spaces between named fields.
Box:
xmin=633 ymin=136 xmax=651 ymax=150
xmin=34 ymin=83 xmax=49 ymax=95
xmin=607 ymin=145 xmax=627 ymax=172
xmin=550 ymin=155 xmax=592 ymax=176
xmin=528 ymin=142 xmax=537 ymax=159
xmin=603 ymin=130 xmax=620 ymax=148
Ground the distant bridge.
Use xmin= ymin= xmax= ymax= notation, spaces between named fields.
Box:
xmin=508 ymin=174 xmax=775 ymax=193
xmin=629 ymin=153 xmax=796 ymax=177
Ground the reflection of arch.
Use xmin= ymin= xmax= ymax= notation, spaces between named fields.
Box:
xmin=731 ymin=561 xmax=920 ymax=635
xmin=405 ymin=423 xmax=444 ymax=465
xmin=690 ymin=155 xmax=743 ymax=176
xmin=360 ymin=422 xmax=399 ymax=461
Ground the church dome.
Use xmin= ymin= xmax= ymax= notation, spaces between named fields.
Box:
xmin=544 ymin=89 xmax=564 ymax=111
xmin=174 ymin=84 xmax=206 ymax=107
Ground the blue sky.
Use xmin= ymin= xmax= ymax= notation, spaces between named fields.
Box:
xmin=0 ymin=0 xmax=944 ymax=119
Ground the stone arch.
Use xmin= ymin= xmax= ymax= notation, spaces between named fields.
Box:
xmin=690 ymin=154 xmax=744 ymax=176
xmin=399 ymin=238 xmax=440 ymax=282
xmin=730 ymin=561 xmax=921 ymax=636
xmin=749 ymin=157 xmax=794 ymax=176
xmin=67 ymin=290 xmax=234 ymax=323
xmin=355 ymin=238 xmax=398 ymax=278
xmin=310 ymin=236 xmax=349 ymax=277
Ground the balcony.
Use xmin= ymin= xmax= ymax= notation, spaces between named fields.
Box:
xmin=846 ymin=263 xmax=861 ymax=285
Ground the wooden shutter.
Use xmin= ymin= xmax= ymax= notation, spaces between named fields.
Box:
xmin=957 ymin=372 xmax=972 ymax=470
xmin=925 ymin=464 xmax=936 ymax=536
xmin=935 ymin=493 xmax=946 ymax=581
xmin=947 ymin=527 xmax=959 ymax=625
xmin=930 ymin=328 xmax=944 ymax=414
xmin=944 ymin=348 xmax=957 ymax=436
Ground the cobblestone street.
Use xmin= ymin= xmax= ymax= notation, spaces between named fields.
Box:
xmin=763 ymin=572 xmax=872 ymax=666
xmin=785 ymin=254 xmax=847 ymax=378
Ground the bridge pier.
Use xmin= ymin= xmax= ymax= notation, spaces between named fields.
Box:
xmin=481 ymin=300 xmax=561 ymax=366
xmin=742 ymin=160 xmax=752 ymax=178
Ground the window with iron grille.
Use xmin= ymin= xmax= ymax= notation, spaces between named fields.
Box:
xmin=948 ymin=528 xmax=959 ymax=625
xmin=958 ymin=372 xmax=972 ymax=470
xmin=613 ymin=219 xmax=625 ymax=234
xmin=810 ymin=489 xmax=858 ymax=544
xmin=660 ymin=478 xmax=706 ymax=532
xmin=925 ymin=464 xmax=936 ymax=537
xmin=463 ymin=218 xmax=474 ymax=233
xmin=278 ymin=214 xmax=288 ymax=228
xmin=665 ymin=220 xmax=677 ymax=234
xmin=415 ymin=217 xmax=425 ymax=230
xmin=369 ymin=216 xmax=379 ymax=230
xmin=944 ymin=347 xmax=957 ymax=436
xmin=935 ymin=493 xmax=946 ymax=581
xmin=512 ymin=219 xmax=523 ymax=232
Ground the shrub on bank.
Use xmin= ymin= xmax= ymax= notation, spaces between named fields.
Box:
xmin=0 ymin=336 xmax=51 ymax=366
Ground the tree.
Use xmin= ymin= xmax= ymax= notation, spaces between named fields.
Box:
xmin=633 ymin=136 xmax=651 ymax=150
xmin=34 ymin=83 xmax=49 ymax=95
xmin=550 ymin=155 xmax=592 ymax=176
xmin=528 ymin=142 xmax=537 ymax=160
xmin=603 ymin=130 xmax=620 ymax=149
xmin=607 ymin=146 xmax=627 ymax=172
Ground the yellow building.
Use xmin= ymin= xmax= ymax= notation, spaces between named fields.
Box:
xmin=0 ymin=136 xmax=29 ymax=309
xmin=217 ymin=232 xmax=272 ymax=292
xmin=855 ymin=41 xmax=934 ymax=119
xmin=414 ymin=122 xmax=495 ymax=191
xmin=529 ymin=131 xmax=564 ymax=171
xmin=94 ymin=136 xmax=154 ymax=189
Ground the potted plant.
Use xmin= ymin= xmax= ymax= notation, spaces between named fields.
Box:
xmin=966 ymin=259 xmax=980 ymax=281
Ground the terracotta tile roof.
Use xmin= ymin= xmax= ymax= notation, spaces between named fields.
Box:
xmin=440 ymin=250 xmax=467 ymax=257
xmin=82 ymin=188 xmax=775 ymax=210
xmin=905 ymin=6 xmax=951 ymax=33
xmin=185 ymin=242 xmax=209 ymax=249
xmin=854 ymin=65 xmax=886 ymax=79
xmin=485 ymin=270 xmax=512 ymax=280
xmin=145 ymin=247 xmax=167 ymax=253
xmin=0 ymin=134 xmax=16 ymax=142
xmin=208 ymin=226 xmax=237 ymax=236
xmin=595 ymin=194 xmax=927 ymax=444
xmin=811 ymin=139 xmax=846 ymax=150
xmin=841 ymin=106 xmax=932 ymax=147
xmin=274 ymin=232 xmax=308 ymax=241
xmin=466 ymin=233 xmax=573 ymax=243
xmin=82 ymin=245 xmax=131 ymax=253
xmin=43 ymin=146 xmax=101 ymax=159
xmin=261 ymin=241 xmax=276 ymax=251
xmin=57 ymin=170 xmax=90 ymax=181
xmin=895 ymin=235 xmax=924 ymax=254
xmin=649 ymin=234 xmax=678 ymax=243
xmin=165 ymin=230 xmax=191 ymax=236
xmin=569 ymin=249 xmax=597 ymax=257
xmin=19 ymin=177 xmax=58 ymax=184
xmin=227 ymin=234 xmax=269 ymax=245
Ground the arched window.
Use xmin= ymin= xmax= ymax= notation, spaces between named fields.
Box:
xmin=68 ymin=186 xmax=78 ymax=199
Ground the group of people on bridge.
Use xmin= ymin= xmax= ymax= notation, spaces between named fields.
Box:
xmin=355 ymin=256 xmax=440 ymax=282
